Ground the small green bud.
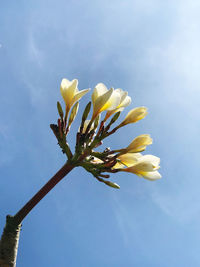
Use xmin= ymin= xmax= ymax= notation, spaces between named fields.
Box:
xmin=104 ymin=180 xmax=120 ymax=189
xmin=94 ymin=114 xmax=101 ymax=131
xmin=82 ymin=102 xmax=91 ymax=121
xmin=97 ymin=177 xmax=120 ymax=189
xmin=57 ymin=101 xmax=64 ymax=119
xmin=104 ymin=112 xmax=121 ymax=134
xmin=80 ymin=102 xmax=91 ymax=133
xmin=110 ymin=112 xmax=121 ymax=125
xmin=68 ymin=102 xmax=79 ymax=126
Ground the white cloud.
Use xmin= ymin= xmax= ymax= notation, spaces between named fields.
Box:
xmin=28 ymin=32 xmax=44 ymax=68
xmin=147 ymin=1 xmax=200 ymax=94
xmin=151 ymin=184 xmax=200 ymax=224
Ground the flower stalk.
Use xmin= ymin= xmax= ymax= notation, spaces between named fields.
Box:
xmin=0 ymin=77 xmax=161 ymax=266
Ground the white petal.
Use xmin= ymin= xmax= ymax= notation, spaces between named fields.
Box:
xmin=61 ymin=79 xmax=78 ymax=91
xmin=130 ymin=161 xmax=156 ymax=172
xmin=120 ymin=95 xmax=131 ymax=108
xmin=60 ymin=79 xmax=78 ymax=105
xmin=61 ymin=78 xmax=71 ymax=88
xmin=118 ymin=153 xmax=142 ymax=167
xmin=72 ymin=89 xmax=90 ymax=105
xmin=115 ymin=88 xmax=126 ymax=99
xmin=93 ymin=88 xmax=114 ymax=116
xmin=92 ymin=83 xmax=108 ymax=103
xmin=138 ymin=155 xmax=160 ymax=167
xmin=105 ymin=89 xmax=121 ymax=111
xmin=141 ymin=171 xmax=162 ymax=180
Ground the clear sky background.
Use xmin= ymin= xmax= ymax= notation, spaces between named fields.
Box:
xmin=1 ymin=1 xmax=200 ymax=266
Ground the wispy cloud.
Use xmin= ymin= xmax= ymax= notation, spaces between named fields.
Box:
xmin=28 ymin=32 xmax=44 ymax=68
xmin=151 ymin=183 xmax=200 ymax=224
xmin=146 ymin=1 xmax=200 ymax=95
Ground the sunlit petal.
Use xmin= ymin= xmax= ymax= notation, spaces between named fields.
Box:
xmin=102 ymin=89 xmax=121 ymax=111
xmin=92 ymin=88 xmax=114 ymax=118
xmin=141 ymin=171 xmax=162 ymax=180
xmin=126 ymin=134 xmax=152 ymax=153
xmin=72 ymin=89 xmax=90 ymax=105
xmin=121 ymin=107 xmax=148 ymax=125
xmin=60 ymin=78 xmax=78 ymax=107
xmin=92 ymin=83 xmax=108 ymax=104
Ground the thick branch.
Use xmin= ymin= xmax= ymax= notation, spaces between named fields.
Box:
xmin=0 ymin=216 xmax=21 ymax=267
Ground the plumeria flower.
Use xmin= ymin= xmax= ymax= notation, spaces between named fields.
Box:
xmin=52 ymin=78 xmax=161 ymax=189
xmin=118 ymin=154 xmax=161 ymax=181
xmin=91 ymin=83 xmax=121 ymax=120
xmin=60 ymin=78 xmax=90 ymax=115
xmin=119 ymin=107 xmax=148 ymax=126
xmin=124 ymin=134 xmax=153 ymax=153
xmin=104 ymin=88 xmax=131 ymax=121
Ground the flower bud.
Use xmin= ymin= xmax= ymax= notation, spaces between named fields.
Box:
xmin=120 ymin=154 xmax=161 ymax=181
xmin=120 ymin=107 xmax=148 ymax=126
xmin=104 ymin=180 xmax=120 ymax=189
xmin=125 ymin=134 xmax=152 ymax=153
xmin=94 ymin=114 xmax=101 ymax=131
xmin=57 ymin=101 xmax=64 ymax=119
xmin=68 ymin=102 xmax=79 ymax=126
xmin=80 ymin=102 xmax=91 ymax=133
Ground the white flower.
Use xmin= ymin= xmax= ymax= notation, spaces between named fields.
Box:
xmin=60 ymin=78 xmax=90 ymax=112
xmin=117 ymin=154 xmax=161 ymax=181
xmin=113 ymin=153 xmax=142 ymax=168
xmin=91 ymin=83 xmax=121 ymax=119
xmin=104 ymin=88 xmax=131 ymax=120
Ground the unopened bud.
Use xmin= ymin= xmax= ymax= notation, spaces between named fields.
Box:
xmin=82 ymin=102 xmax=91 ymax=121
xmin=110 ymin=111 xmax=121 ymax=125
xmin=104 ymin=180 xmax=120 ymax=189
xmin=120 ymin=107 xmax=148 ymax=126
xmin=57 ymin=101 xmax=64 ymax=119
xmin=94 ymin=114 xmax=101 ymax=131
xmin=68 ymin=102 xmax=79 ymax=126
xmin=80 ymin=102 xmax=91 ymax=133
xmin=105 ymin=112 xmax=121 ymax=132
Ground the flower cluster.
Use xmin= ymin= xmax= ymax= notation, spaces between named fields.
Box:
xmin=50 ymin=78 xmax=161 ymax=189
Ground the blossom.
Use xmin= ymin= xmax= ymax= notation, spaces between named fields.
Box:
xmin=104 ymin=88 xmax=131 ymax=120
xmin=125 ymin=134 xmax=153 ymax=153
xmin=119 ymin=154 xmax=161 ymax=181
xmin=60 ymin=78 xmax=90 ymax=113
xmin=120 ymin=107 xmax=148 ymax=126
xmin=91 ymin=83 xmax=121 ymax=119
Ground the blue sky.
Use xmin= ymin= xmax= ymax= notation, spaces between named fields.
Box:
xmin=1 ymin=0 xmax=200 ymax=266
